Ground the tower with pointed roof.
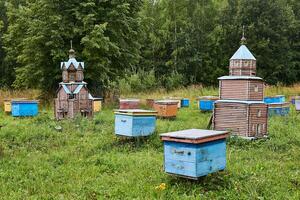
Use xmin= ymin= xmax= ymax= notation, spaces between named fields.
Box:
xmin=229 ymin=33 xmax=257 ymax=76
xmin=54 ymin=47 xmax=93 ymax=120
xmin=213 ymin=28 xmax=268 ymax=139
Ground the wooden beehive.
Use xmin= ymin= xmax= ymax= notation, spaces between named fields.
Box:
xmin=114 ymin=109 xmax=157 ymax=137
xmin=119 ymin=99 xmax=140 ymax=109
xmin=55 ymin=48 xmax=93 ymax=120
xmin=213 ymin=100 xmax=268 ymax=139
xmin=219 ymin=76 xmax=264 ymax=101
xmin=168 ymin=97 xmax=183 ymax=108
xmin=160 ymin=129 xmax=229 ymax=179
xmin=4 ymin=99 xmax=11 ymax=113
xmin=146 ymin=98 xmax=155 ymax=108
xmin=153 ymin=100 xmax=178 ymax=118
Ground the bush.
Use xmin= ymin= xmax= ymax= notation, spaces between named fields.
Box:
xmin=164 ymin=71 xmax=184 ymax=91
xmin=118 ymin=70 xmax=159 ymax=94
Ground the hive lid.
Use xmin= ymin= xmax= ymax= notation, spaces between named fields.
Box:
xmin=168 ymin=97 xmax=183 ymax=100
xmin=119 ymin=98 xmax=140 ymax=102
xmin=196 ymin=96 xmax=219 ymax=100
xmin=218 ymin=76 xmax=263 ymax=80
xmin=155 ymin=100 xmax=179 ymax=105
xmin=11 ymin=100 xmax=38 ymax=103
xmin=114 ymin=109 xmax=157 ymax=116
xmin=160 ymin=129 xmax=229 ymax=144
xmin=216 ymin=100 xmax=266 ymax=104
xmin=268 ymin=102 xmax=290 ymax=108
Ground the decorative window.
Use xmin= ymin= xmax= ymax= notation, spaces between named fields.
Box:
xmin=257 ymin=124 xmax=262 ymax=135
xmin=254 ymin=85 xmax=259 ymax=92
xmin=69 ymin=74 xmax=75 ymax=81
xmin=257 ymin=109 xmax=262 ymax=117
xmin=68 ymin=94 xmax=75 ymax=99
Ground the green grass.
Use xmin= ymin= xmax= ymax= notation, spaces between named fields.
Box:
xmin=0 ymin=89 xmax=300 ymax=199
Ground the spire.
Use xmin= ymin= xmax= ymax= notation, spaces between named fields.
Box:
xmin=69 ymin=40 xmax=75 ymax=58
xmin=240 ymin=25 xmax=246 ymax=45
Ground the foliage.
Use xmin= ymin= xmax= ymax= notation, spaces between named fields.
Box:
xmin=0 ymin=0 xmax=300 ymax=93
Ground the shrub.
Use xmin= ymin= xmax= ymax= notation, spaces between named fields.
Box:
xmin=164 ymin=71 xmax=184 ymax=91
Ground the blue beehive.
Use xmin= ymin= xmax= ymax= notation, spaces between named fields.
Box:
xmin=160 ymin=129 xmax=229 ymax=179
xmin=264 ymin=95 xmax=285 ymax=104
xmin=181 ymin=98 xmax=190 ymax=107
xmin=114 ymin=109 xmax=157 ymax=137
xmin=197 ymin=96 xmax=219 ymax=112
xmin=268 ymin=102 xmax=290 ymax=117
xmin=11 ymin=100 xmax=38 ymax=117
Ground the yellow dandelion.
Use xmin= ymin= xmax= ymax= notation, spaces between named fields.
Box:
xmin=155 ymin=183 xmax=166 ymax=191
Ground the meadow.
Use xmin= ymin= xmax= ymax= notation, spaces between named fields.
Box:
xmin=0 ymin=86 xmax=300 ymax=199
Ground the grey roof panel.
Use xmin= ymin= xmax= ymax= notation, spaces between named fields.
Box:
xmin=160 ymin=129 xmax=229 ymax=139
xmin=218 ymin=76 xmax=263 ymax=80
xmin=230 ymin=45 xmax=256 ymax=60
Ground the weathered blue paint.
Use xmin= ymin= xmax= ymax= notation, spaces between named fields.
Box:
xmin=268 ymin=106 xmax=290 ymax=117
xmin=11 ymin=101 xmax=38 ymax=117
xmin=199 ymin=100 xmax=216 ymax=111
xmin=115 ymin=114 xmax=156 ymax=137
xmin=181 ymin=99 xmax=189 ymax=107
xmin=264 ymin=95 xmax=285 ymax=104
xmin=163 ymin=139 xmax=226 ymax=179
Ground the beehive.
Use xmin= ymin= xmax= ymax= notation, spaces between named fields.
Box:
xmin=160 ymin=129 xmax=229 ymax=179
xmin=295 ymin=100 xmax=300 ymax=110
xmin=268 ymin=102 xmax=290 ymax=117
xmin=153 ymin=100 xmax=178 ymax=118
xmin=219 ymin=76 xmax=264 ymax=101
xmin=11 ymin=100 xmax=39 ymax=117
xmin=213 ymin=100 xmax=268 ymax=138
xmin=92 ymin=98 xmax=102 ymax=112
xmin=181 ymin=98 xmax=190 ymax=107
xmin=119 ymin=99 xmax=140 ymax=109
xmin=264 ymin=95 xmax=285 ymax=104
xmin=197 ymin=96 xmax=219 ymax=111
xmin=4 ymin=99 xmax=11 ymax=113
xmin=114 ymin=109 xmax=157 ymax=137
xmin=146 ymin=98 xmax=155 ymax=108
xmin=168 ymin=97 xmax=183 ymax=108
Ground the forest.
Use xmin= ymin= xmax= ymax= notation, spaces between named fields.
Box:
xmin=0 ymin=0 xmax=299 ymax=95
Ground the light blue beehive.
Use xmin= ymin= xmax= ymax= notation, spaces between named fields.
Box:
xmin=114 ymin=109 xmax=157 ymax=137
xmin=11 ymin=100 xmax=39 ymax=117
xmin=160 ymin=129 xmax=229 ymax=179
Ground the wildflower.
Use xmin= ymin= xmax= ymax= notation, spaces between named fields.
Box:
xmin=155 ymin=183 xmax=166 ymax=191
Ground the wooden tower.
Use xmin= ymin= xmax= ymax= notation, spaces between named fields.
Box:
xmin=54 ymin=47 xmax=93 ymax=119
xmin=213 ymin=31 xmax=268 ymax=139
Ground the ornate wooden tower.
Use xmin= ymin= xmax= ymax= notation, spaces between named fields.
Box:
xmin=54 ymin=47 xmax=93 ymax=119
xmin=213 ymin=30 xmax=268 ymax=139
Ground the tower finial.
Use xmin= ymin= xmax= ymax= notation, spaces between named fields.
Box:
xmin=69 ymin=40 xmax=75 ymax=58
xmin=241 ymin=25 xmax=246 ymax=45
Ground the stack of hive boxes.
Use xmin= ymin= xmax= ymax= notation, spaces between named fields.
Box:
xmin=213 ymin=41 xmax=268 ymax=139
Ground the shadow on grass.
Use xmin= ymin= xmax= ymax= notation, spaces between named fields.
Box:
xmin=167 ymin=170 xmax=233 ymax=193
